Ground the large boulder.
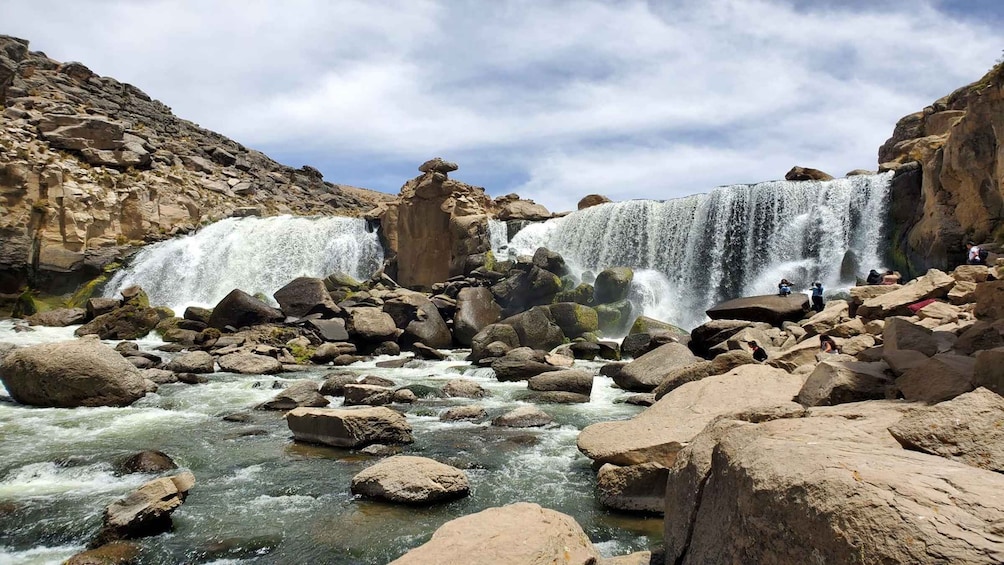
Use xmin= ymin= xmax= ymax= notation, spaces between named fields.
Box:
xmin=490 ymin=266 xmax=562 ymax=315
xmin=93 ymin=472 xmax=195 ymax=546
xmin=578 ymin=364 xmax=803 ymax=466
xmin=544 ymin=303 xmax=599 ymax=339
xmin=689 ymin=319 xmax=771 ymax=357
xmin=531 ymin=247 xmax=569 ymax=278
xmin=857 ymin=269 xmax=956 ymax=319
xmin=498 ymin=307 xmax=564 ymax=351
xmin=165 ymin=351 xmax=214 ymax=374
xmin=388 ymin=503 xmax=600 ymax=565
xmin=975 ymin=279 xmax=1004 ymax=320
xmin=706 ymin=294 xmax=809 ymax=326
xmin=895 ymin=353 xmax=976 ymax=403
xmin=663 ymin=410 xmax=1004 ymax=565
xmin=785 ymin=165 xmax=834 ymax=181
xmin=75 ymin=304 xmax=161 ymax=340
xmin=883 ymin=316 xmax=939 ymax=356
xmin=216 ymin=353 xmax=282 ymax=375
xmin=491 ymin=405 xmax=553 ymax=428
xmin=286 ymin=406 xmax=414 ymax=447
xmin=596 ymin=462 xmax=668 ymax=514
xmin=889 ymin=388 xmax=1004 ymax=472
xmin=652 ymin=350 xmax=756 ymax=399
xmin=797 ymin=359 xmax=893 ymax=406
xmin=257 ymin=380 xmax=328 ymax=411
xmin=593 ymin=267 xmax=633 ymax=304
xmin=527 ymin=369 xmax=594 ymax=396
xmin=350 ymin=456 xmax=470 ymax=505
xmin=468 ymin=323 xmax=520 ymax=362
xmin=452 ymin=287 xmax=501 ymax=346
xmin=612 ymin=342 xmax=702 ymax=392
xmin=346 ymin=307 xmax=400 ymax=342
xmin=0 ymin=339 xmax=147 ymax=407
xmin=26 ymin=307 xmax=87 ymax=327
xmin=207 ymin=289 xmax=284 ymax=330
xmin=273 ymin=277 xmax=339 ymax=318
xmin=491 ymin=348 xmax=562 ymax=382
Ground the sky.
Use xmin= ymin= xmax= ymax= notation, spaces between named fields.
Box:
xmin=4 ymin=0 xmax=1002 ymax=212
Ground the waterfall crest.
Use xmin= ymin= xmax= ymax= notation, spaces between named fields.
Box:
xmin=104 ymin=215 xmax=383 ymax=313
xmin=503 ymin=173 xmax=892 ymax=329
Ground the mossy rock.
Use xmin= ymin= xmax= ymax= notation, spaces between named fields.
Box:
xmin=546 ymin=303 xmax=599 ymax=338
xmin=154 ymin=306 xmax=176 ymax=320
xmin=629 ymin=316 xmax=688 ymax=339
xmin=155 ymin=316 xmax=182 ymax=336
xmin=289 ymin=343 xmax=315 ymax=364
xmin=324 ymin=272 xmax=365 ymax=291
xmin=595 ymin=299 xmax=634 ymax=335
xmin=555 ymin=283 xmax=594 ymax=305
xmin=594 ymin=267 xmax=634 ymax=304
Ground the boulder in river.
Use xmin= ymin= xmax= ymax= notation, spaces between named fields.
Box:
xmin=93 ymin=471 xmax=195 ymax=546
xmin=273 ymin=277 xmax=340 ymax=319
xmin=119 ymin=450 xmax=178 ymax=474
xmin=613 ymin=342 xmax=702 ymax=392
xmin=286 ymin=406 xmax=414 ymax=447
xmin=75 ymin=304 xmax=162 ymax=340
xmin=705 ymin=294 xmax=809 ymax=326
xmin=593 ymin=267 xmax=633 ymax=304
xmin=350 ymin=455 xmax=470 ymax=505
xmin=217 ymin=352 xmax=282 ymax=375
xmin=452 ymin=287 xmax=501 ymax=346
xmin=0 ymin=339 xmax=147 ymax=407
xmin=26 ymin=307 xmax=87 ymax=327
xmin=165 ymin=351 xmax=215 ymax=374
xmin=491 ymin=405 xmax=553 ymax=428
xmin=256 ymin=380 xmax=328 ymax=411
xmin=207 ymin=289 xmax=284 ymax=330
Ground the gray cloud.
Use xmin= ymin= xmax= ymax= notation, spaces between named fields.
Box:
xmin=4 ymin=0 xmax=1000 ymax=212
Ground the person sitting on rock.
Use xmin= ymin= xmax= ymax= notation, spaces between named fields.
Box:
xmin=819 ymin=334 xmax=838 ymax=354
xmin=881 ymin=270 xmax=901 ymax=285
xmin=778 ymin=278 xmax=792 ymax=296
xmin=866 ymin=269 xmax=882 ymax=285
xmin=748 ymin=340 xmax=768 ymax=363
xmin=966 ymin=241 xmax=988 ymax=265
xmin=811 ymin=282 xmax=824 ymax=312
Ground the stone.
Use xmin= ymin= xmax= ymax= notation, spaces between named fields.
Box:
xmin=183 ymin=306 xmax=213 ymax=325
xmin=164 ymin=351 xmax=214 ymax=374
xmin=342 ymin=383 xmax=396 ymax=406
xmin=889 ymin=388 xmax=1004 ymax=472
xmin=544 ymin=302 xmax=599 ymax=339
xmin=857 ymin=269 xmax=956 ymax=319
xmin=217 ymin=353 xmax=282 ymax=375
xmin=439 ymin=405 xmax=487 ymax=421
xmin=613 ymin=342 xmax=702 ymax=392
xmin=257 ymin=380 xmax=328 ymax=410
xmin=64 ymin=542 xmax=140 ymax=565
xmin=0 ymin=339 xmax=147 ymax=407
xmin=797 ymin=360 xmax=893 ymax=406
xmin=526 ymin=391 xmax=591 ymax=404
xmin=593 ymin=267 xmax=633 ymax=304
xmin=664 ymin=413 xmax=1004 ymax=565
xmin=318 ymin=373 xmax=357 ymax=396
xmin=346 ymin=307 xmax=399 ymax=342
xmin=75 ymin=305 xmax=161 ymax=340
xmin=286 ymin=406 xmax=414 ymax=447
xmin=207 ymin=289 xmax=283 ymax=330
xmin=975 ymin=279 xmax=1004 ymax=320
xmin=882 ymin=349 xmax=930 ymax=376
xmin=883 ymin=316 xmax=939 ymax=356
xmin=94 ymin=472 xmax=195 ymax=546
xmin=350 ymin=455 xmax=470 ymax=505
xmin=706 ymin=294 xmax=809 ymax=326
xmin=468 ymin=323 xmax=520 ymax=362
xmin=418 ymin=157 xmax=458 ymax=174
xmin=896 ymin=353 xmax=976 ymax=402
xmin=498 ymin=307 xmax=564 ymax=351
xmin=120 ymin=450 xmax=177 ymax=474
xmin=955 ymin=320 xmax=1004 ymax=355
xmin=387 ymin=503 xmax=600 ymax=565
xmin=142 ymin=368 xmax=178 ymax=385
xmin=949 ymin=280 xmax=978 ymax=305
xmin=311 ymin=342 xmax=357 ymax=363
xmin=785 ymin=165 xmax=834 ymax=181
xmin=531 ymin=247 xmax=569 ymax=277
xmin=577 ymin=194 xmax=611 ymax=209
xmin=491 ymin=405 xmax=553 ymax=428
xmin=412 ymin=342 xmax=447 ymax=360
xmin=953 ymin=265 xmax=991 ymax=283
xmin=86 ymin=297 xmax=121 ymax=319
xmin=577 ymin=364 xmax=803 ymax=467
xmin=273 ymin=277 xmax=339 ymax=318
xmin=491 ymin=353 xmax=561 ymax=382
xmin=26 ymin=307 xmax=87 ymax=327
xmin=595 ymin=300 xmax=634 ymax=335
xmin=689 ymin=319 xmax=771 ymax=357
xmin=973 ymin=348 xmax=1004 ymax=396
xmin=452 ymin=287 xmax=501 ymax=346
xmin=917 ymin=300 xmax=962 ymax=324
xmin=497 ymin=199 xmax=550 ymax=221
xmin=490 ymin=266 xmax=562 ymax=315
xmin=305 ymin=318 xmax=349 ymax=342
xmin=527 ymin=369 xmax=594 ymax=396
xmin=596 ymin=462 xmax=668 ymax=514
xmin=800 ymin=300 xmax=850 ymax=336
xmin=441 ymin=379 xmax=490 ymax=399
xmin=652 ymin=350 xmax=755 ymax=399
xmin=628 ymin=316 xmax=689 ymax=342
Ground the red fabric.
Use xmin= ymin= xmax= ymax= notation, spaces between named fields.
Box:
xmin=907 ymin=298 xmax=937 ymax=313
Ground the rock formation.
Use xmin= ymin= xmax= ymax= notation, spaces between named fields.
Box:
xmin=0 ymin=35 xmax=393 ymax=300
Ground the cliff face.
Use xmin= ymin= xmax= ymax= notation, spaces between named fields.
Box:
xmin=879 ymin=62 xmax=1004 ymax=275
xmin=0 ymin=36 xmax=393 ymax=296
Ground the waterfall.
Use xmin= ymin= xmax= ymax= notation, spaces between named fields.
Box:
xmin=104 ymin=215 xmax=384 ymax=313
xmin=502 ymin=173 xmax=892 ymax=330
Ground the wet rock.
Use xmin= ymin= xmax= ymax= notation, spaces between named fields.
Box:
xmin=183 ymin=306 xmax=213 ymax=325
xmin=217 ymin=353 xmax=282 ymax=375
xmin=343 ymin=383 xmax=395 ymax=406
xmin=593 ymin=267 xmax=633 ymax=304
xmin=440 ymin=406 xmax=487 ymax=421
xmin=491 ymin=406 xmax=553 ymax=428
xmin=490 ymin=266 xmax=562 ymax=316
xmin=93 ymin=471 xmax=195 ymax=546
xmin=527 ymin=369 xmax=593 ymax=396
xmin=311 ymin=342 xmax=357 ymax=363
xmin=452 ymin=287 xmax=501 ymax=346
xmin=595 ymin=299 xmax=634 ymax=335
xmin=597 ymin=462 xmax=667 ymax=514
xmin=319 ymin=373 xmax=357 ymax=396
xmin=351 ymin=455 xmax=470 ymax=505
xmin=176 ymin=372 xmax=208 ymax=385
xmin=371 ymin=341 xmax=402 ymax=356
xmin=207 ymin=289 xmax=284 ymax=331
xmin=468 ymin=323 xmax=520 ymax=362
xmin=120 ymin=450 xmax=177 ymax=474
xmin=0 ymin=339 xmax=147 ymax=407
xmin=165 ymin=351 xmax=214 ymax=374
xmin=706 ymin=294 xmax=809 ymax=326
xmin=286 ymin=406 xmax=414 ymax=447
xmin=441 ymin=379 xmax=490 ymax=399
xmin=412 ymin=342 xmax=447 ymax=360
xmin=544 ymin=302 xmax=598 ymax=339
xmin=346 ymin=307 xmax=399 ymax=342
xmin=491 ymin=351 xmax=562 ymax=382
xmin=256 ymin=380 xmax=328 ymax=411
xmin=624 ymin=393 xmax=655 ymax=406
xmin=388 ymin=502 xmax=600 ymax=565
xmin=65 ymin=541 xmax=140 ymax=565
xmin=75 ymin=305 xmax=161 ymax=340
xmin=86 ymin=297 xmax=121 ymax=319
xmin=141 ymin=368 xmax=177 ymax=385
xmin=613 ymin=342 xmax=702 ymax=392
xmin=273 ymin=277 xmax=340 ymax=319
xmin=26 ymin=307 xmax=87 ymax=327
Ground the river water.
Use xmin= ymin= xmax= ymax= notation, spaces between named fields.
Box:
xmin=0 ymin=321 xmax=659 ymax=564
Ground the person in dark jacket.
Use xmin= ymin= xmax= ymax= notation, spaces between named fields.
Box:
xmin=811 ymin=282 xmax=824 ymax=312
xmin=866 ymin=269 xmax=882 ymax=285
xmin=749 ymin=340 xmax=768 ymax=363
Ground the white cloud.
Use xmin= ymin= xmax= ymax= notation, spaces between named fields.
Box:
xmin=3 ymin=0 xmax=1000 ymax=211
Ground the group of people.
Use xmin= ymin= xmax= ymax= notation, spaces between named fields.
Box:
xmin=777 ymin=278 xmax=825 ymax=313
xmin=748 ymin=333 xmax=838 ymax=363
xmin=865 ymin=269 xmax=901 ymax=285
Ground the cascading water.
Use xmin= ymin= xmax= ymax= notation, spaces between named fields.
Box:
xmin=501 ymin=173 xmax=892 ymax=329
xmin=104 ymin=215 xmax=384 ymax=313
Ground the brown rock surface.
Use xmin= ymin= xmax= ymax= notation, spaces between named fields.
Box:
xmin=286 ymin=406 xmax=414 ymax=447
xmin=350 ymin=455 xmax=469 ymax=505
xmin=94 ymin=471 xmax=195 ymax=546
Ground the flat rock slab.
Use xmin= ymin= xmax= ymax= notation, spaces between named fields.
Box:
xmin=706 ymin=294 xmax=809 ymax=326
xmin=351 ymin=455 xmax=470 ymax=505
xmin=577 ymin=364 xmax=803 ymax=466
xmin=388 ymin=502 xmax=601 ymax=565
xmin=613 ymin=342 xmax=701 ymax=392
xmin=286 ymin=406 xmax=413 ymax=447
xmin=217 ymin=352 xmax=282 ymax=375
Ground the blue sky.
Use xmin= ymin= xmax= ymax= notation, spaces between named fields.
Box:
xmin=4 ymin=0 xmax=1001 ymax=212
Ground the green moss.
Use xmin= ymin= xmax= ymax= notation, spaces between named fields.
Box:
xmin=483 ymin=250 xmax=496 ymax=272
xmin=289 ymin=343 xmax=315 ymax=364
xmin=155 ymin=306 xmax=175 ymax=320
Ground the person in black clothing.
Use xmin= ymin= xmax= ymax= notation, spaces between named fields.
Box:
xmin=866 ymin=269 xmax=882 ymax=285
xmin=811 ymin=282 xmax=824 ymax=312
xmin=749 ymin=340 xmax=768 ymax=363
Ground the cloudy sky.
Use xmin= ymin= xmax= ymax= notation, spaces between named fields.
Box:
xmin=5 ymin=0 xmax=1002 ymax=212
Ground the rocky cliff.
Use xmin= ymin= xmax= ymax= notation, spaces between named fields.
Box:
xmin=879 ymin=60 xmax=1004 ymax=276
xmin=0 ymin=35 xmax=393 ymax=297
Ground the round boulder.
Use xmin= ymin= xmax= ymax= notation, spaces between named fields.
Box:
xmin=217 ymin=353 xmax=282 ymax=375
xmin=351 ymin=455 xmax=470 ymax=505
xmin=165 ymin=351 xmax=215 ymax=374
xmin=594 ymin=267 xmax=634 ymax=304
xmin=0 ymin=339 xmax=147 ymax=407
